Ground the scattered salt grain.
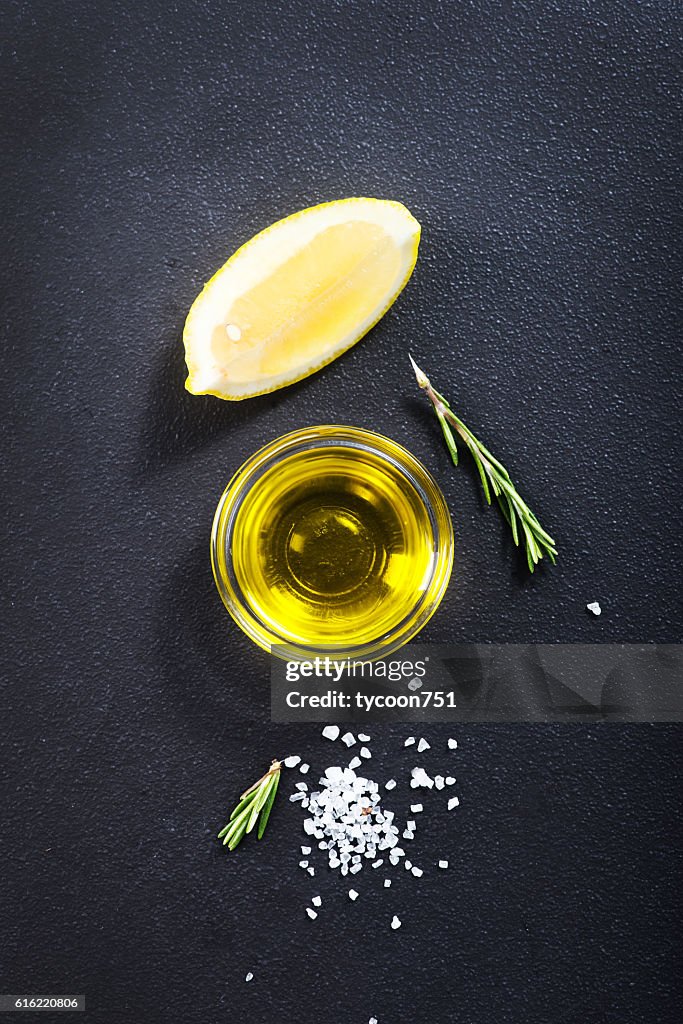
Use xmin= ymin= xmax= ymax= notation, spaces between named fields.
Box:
xmin=358 ymin=733 xmax=371 ymax=742
xmin=385 ymin=779 xmax=397 ymax=790
xmin=301 ymin=845 xmax=311 ymax=855
xmin=407 ymin=678 xmax=422 ymax=691
xmin=448 ymin=796 xmax=460 ymax=810
xmin=406 ymin=820 xmax=416 ymax=831
xmin=404 ymin=737 xmax=416 ymax=747
xmin=448 ymin=738 xmax=458 ymax=750
xmin=384 ymin=879 xmax=392 ymax=887
xmin=411 ymin=767 xmax=433 ymax=789
xmin=245 ymin=972 xmax=253 ymax=982
xmin=402 ymin=830 xmax=414 ymax=840
xmin=299 ymin=763 xmax=310 ymax=774
xmin=410 ymin=803 xmax=423 ymax=813
xmin=290 ymin=793 xmax=306 ymax=803
xmin=438 ymin=860 xmax=449 ymax=869
xmin=348 ymin=756 xmax=362 ymax=770
xmin=391 ymin=915 xmax=402 ymax=930
xmin=434 ymin=775 xmax=445 ymax=790
xmin=369 ymin=1018 xmax=378 ymax=1024
xmin=322 ymin=725 xmax=340 ymax=741
xmin=348 ymin=889 xmax=359 ymax=901
xmin=360 ymin=746 xmax=371 ymax=759
xmin=307 ymin=867 xmax=315 ymax=876
xmin=295 ymin=782 xmax=308 ymax=791
xmin=445 ymin=777 xmax=456 ymax=786
xmin=284 ymin=756 xmax=301 ymax=768
xmin=312 ymin=895 xmax=322 ymax=907
xmin=299 ymin=860 xmax=309 ymax=869
xmin=587 ymin=601 xmax=602 ymax=616
xmin=404 ymin=860 xmax=412 ymax=870
xmin=306 ymin=908 xmax=318 ymax=920
xmin=372 ymin=859 xmax=384 ymax=868
xmin=341 ymin=732 xmax=356 ymax=747
xmin=417 ymin=738 xmax=430 ymax=752
xmin=350 ymin=862 xmax=362 ymax=874
xmin=411 ymin=866 xmax=423 ymax=878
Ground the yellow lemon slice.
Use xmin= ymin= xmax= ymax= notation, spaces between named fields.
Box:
xmin=183 ymin=197 xmax=420 ymax=400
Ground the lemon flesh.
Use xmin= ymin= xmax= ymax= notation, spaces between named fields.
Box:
xmin=183 ymin=198 xmax=420 ymax=400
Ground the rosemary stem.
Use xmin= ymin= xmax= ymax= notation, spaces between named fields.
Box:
xmin=410 ymin=355 xmax=557 ymax=572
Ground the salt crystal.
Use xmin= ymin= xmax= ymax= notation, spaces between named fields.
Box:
xmin=299 ymin=763 xmax=310 ymax=774
xmin=438 ymin=860 xmax=449 ymax=869
xmin=404 ymin=737 xmax=416 ymax=747
xmin=417 ymin=738 xmax=430 ymax=752
xmin=587 ymin=601 xmax=602 ymax=616
xmin=312 ymin=895 xmax=322 ymax=907
xmin=307 ymin=866 xmax=315 ymax=876
xmin=284 ymin=756 xmax=301 ymax=768
xmin=404 ymin=860 xmax=412 ymax=870
xmin=299 ymin=860 xmax=309 ymax=869
xmin=341 ymin=732 xmax=356 ymax=747
xmin=350 ymin=862 xmax=362 ymax=874
xmin=369 ymin=1018 xmax=378 ymax=1024
xmin=411 ymin=866 xmax=423 ymax=878
xmin=372 ymin=859 xmax=383 ymax=868
xmin=385 ymin=779 xmax=397 ymax=790
xmin=384 ymin=879 xmax=392 ymax=887
xmin=434 ymin=776 xmax=445 ymax=790
xmin=360 ymin=746 xmax=371 ymax=759
xmin=406 ymin=820 xmax=416 ymax=830
xmin=301 ymin=845 xmax=311 ymax=855
xmin=445 ymin=777 xmax=456 ymax=786
xmin=402 ymin=830 xmax=414 ymax=840
xmin=448 ymin=738 xmax=458 ymax=749
xmin=348 ymin=889 xmax=359 ymax=901
xmin=448 ymin=796 xmax=460 ymax=810
xmin=290 ymin=793 xmax=305 ymax=802
xmin=348 ymin=756 xmax=362 ymax=770
xmin=322 ymin=725 xmax=340 ymax=741
xmin=306 ymin=908 xmax=318 ymax=920
xmin=358 ymin=733 xmax=371 ymax=742
xmin=411 ymin=768 xmax=433 ymax=789
xmin=245 ymin=972 xmax=253 ymax=982
xmin=295 ymin=782 xmax=308 ymax=791
xmin=407 ymin=678 xmax=422 ymax=691
xmin=391 ymin=915 xmax=402 ymax=929
xmin=410 ymin=803 xmax=423 ymax=813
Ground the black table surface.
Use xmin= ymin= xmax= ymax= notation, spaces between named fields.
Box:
xmin=2 ymin=2 xmax=681 ymax=1022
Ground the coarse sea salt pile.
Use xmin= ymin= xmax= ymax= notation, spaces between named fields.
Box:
xmin=288 ymin=729 xmax=460 ymax=928
xmin=291 ymin=765 xmax=397 ymax=874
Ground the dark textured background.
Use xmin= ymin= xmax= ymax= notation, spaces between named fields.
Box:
xmin=1 ymin=1 xmax=681 ymax=1022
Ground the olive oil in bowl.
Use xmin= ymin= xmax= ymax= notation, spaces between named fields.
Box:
xmin=211 ymin=427 xmax=453 ymax=659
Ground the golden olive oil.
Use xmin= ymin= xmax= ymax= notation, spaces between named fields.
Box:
xmin=230 ymin=446 xmax=435 ymax=647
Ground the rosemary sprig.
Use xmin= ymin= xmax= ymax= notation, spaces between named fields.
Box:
xmin=410 ymin=356 xmax=557 ymax=572
xmin=217 ymin=759 xmax=282 ymax=851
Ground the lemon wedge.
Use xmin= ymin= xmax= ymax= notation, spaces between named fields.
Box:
xmin=183 ymin=198 xmax=420 ymax=400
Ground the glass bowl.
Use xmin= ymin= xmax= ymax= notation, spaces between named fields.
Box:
xmin=211 ymin=425 xmax=453 ymax=660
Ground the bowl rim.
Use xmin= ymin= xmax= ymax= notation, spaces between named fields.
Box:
xmin=210 ymin=424 xmax=454 ymax=661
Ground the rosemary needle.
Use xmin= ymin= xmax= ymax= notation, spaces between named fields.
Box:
xmin=217 ymin=759 xmax=282 ymax=851
xmin=410 ymin=356 xmax=557 ymax=572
